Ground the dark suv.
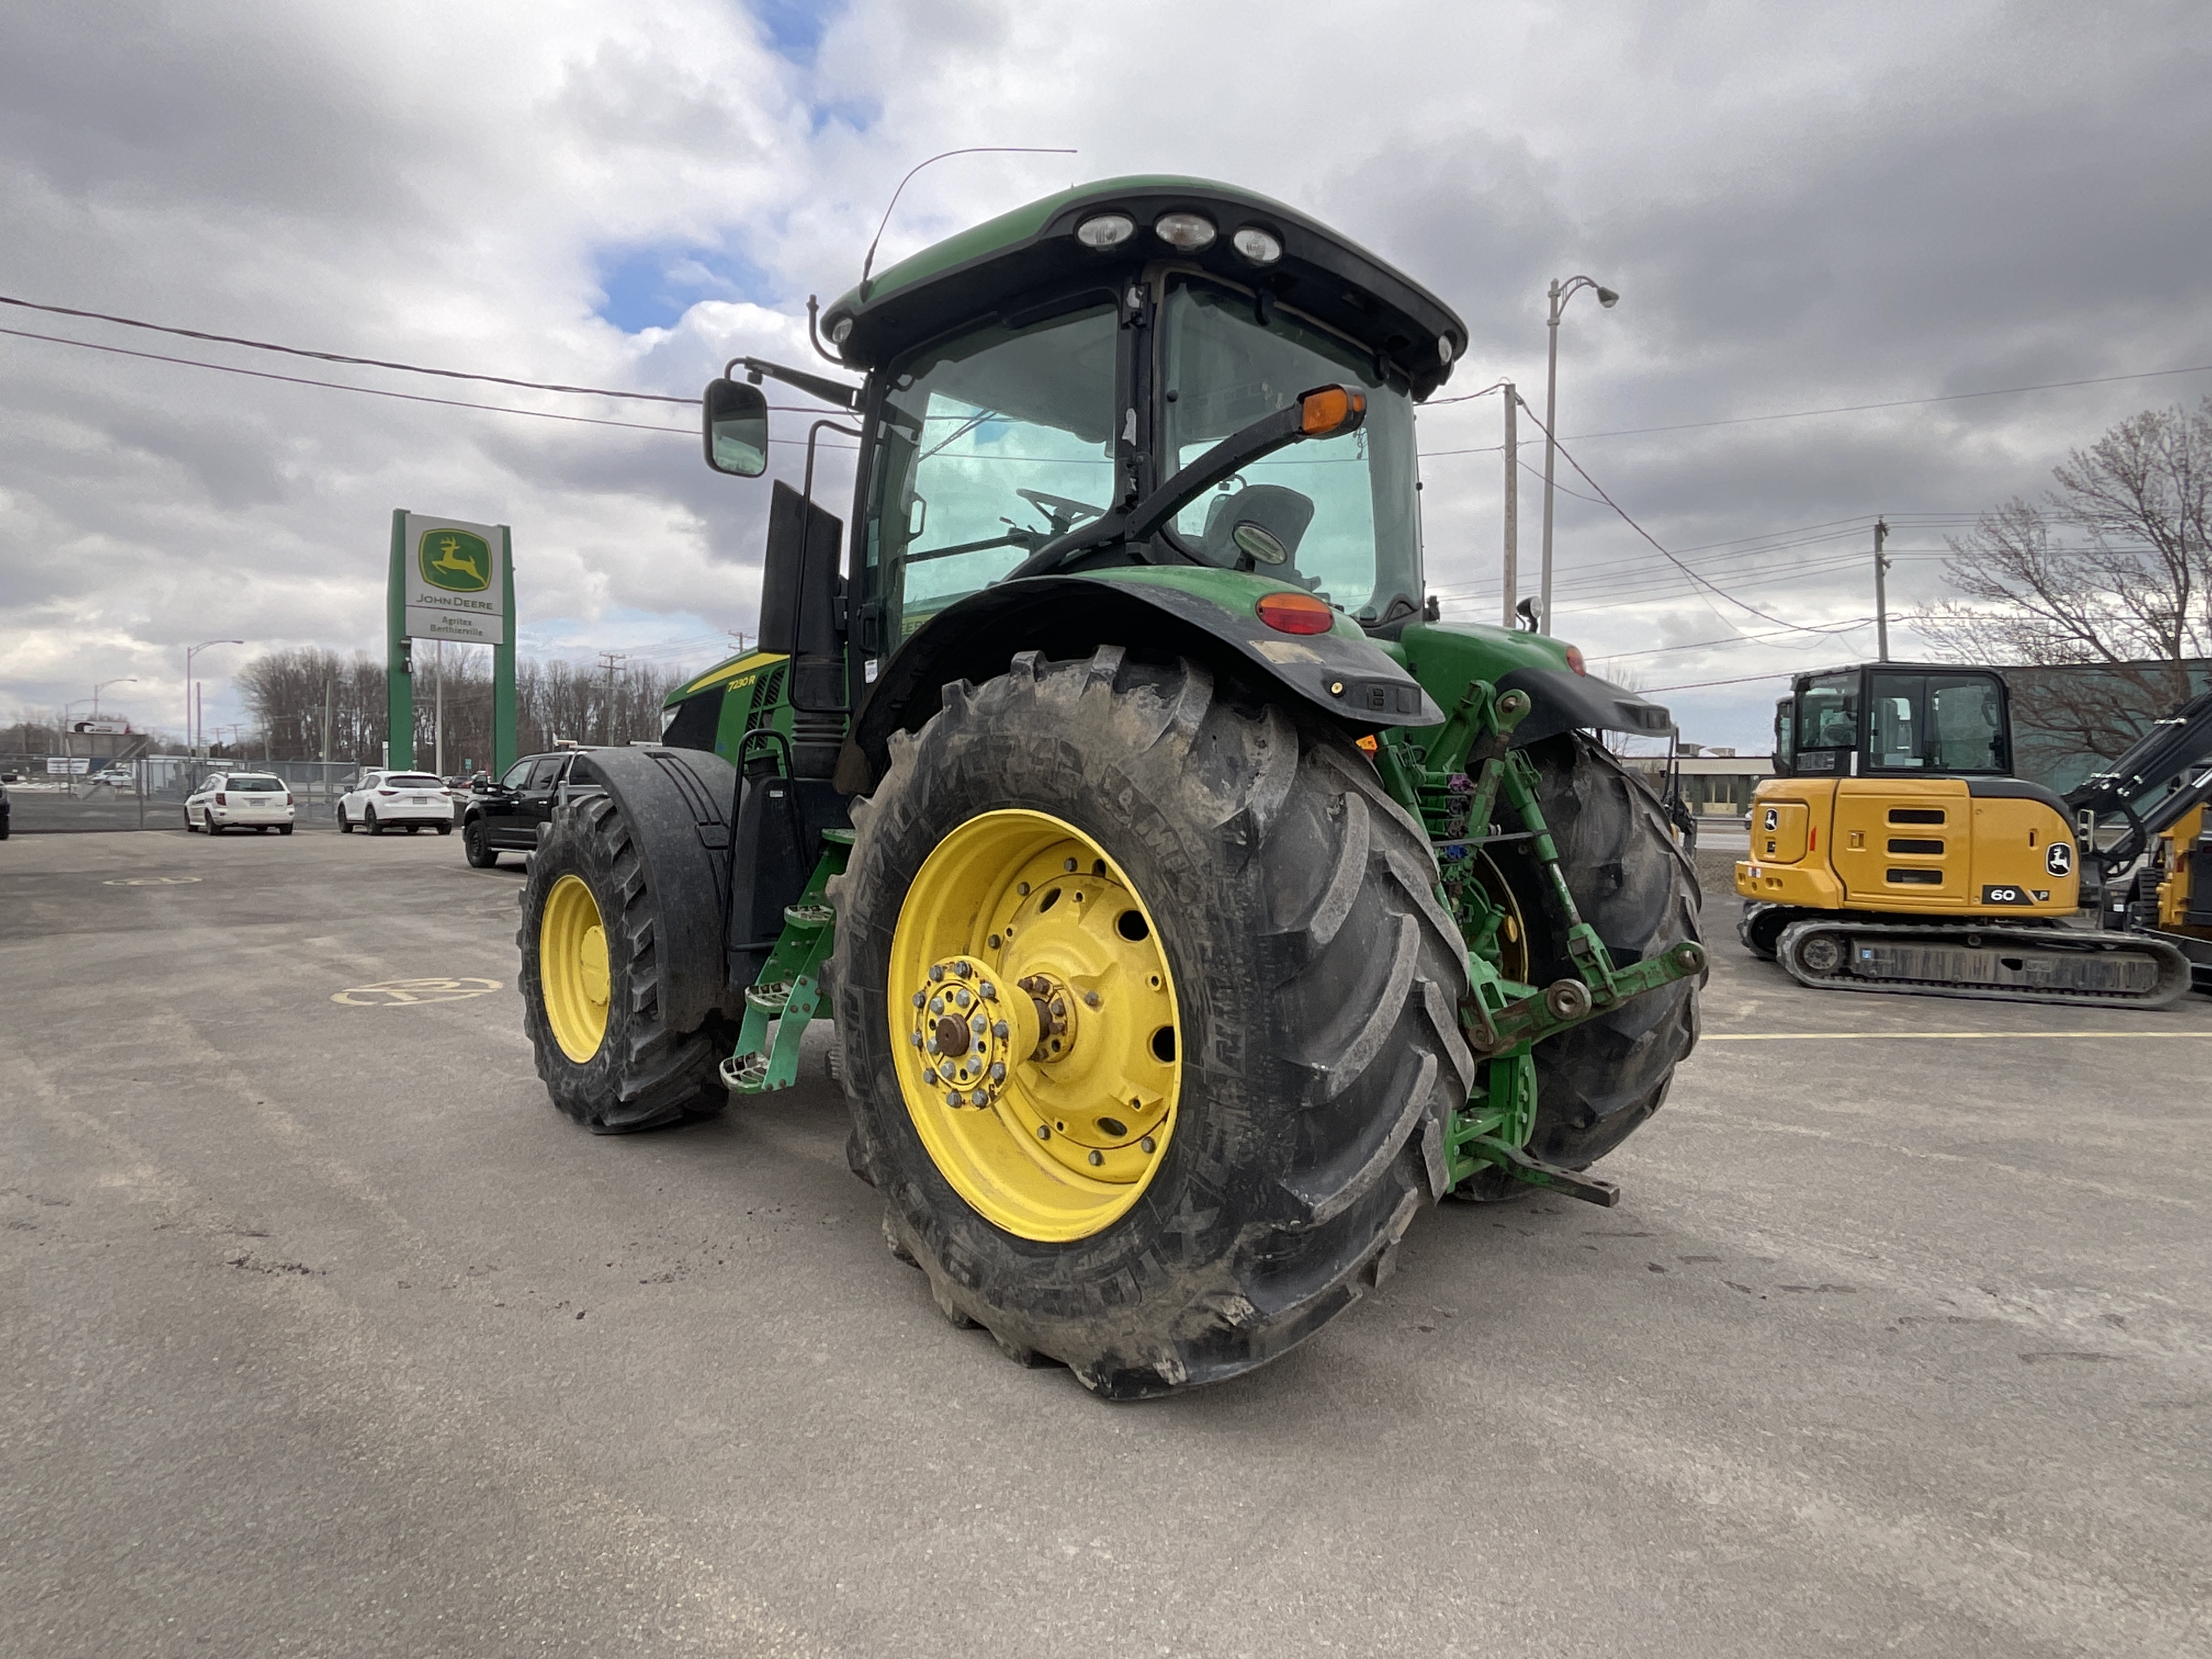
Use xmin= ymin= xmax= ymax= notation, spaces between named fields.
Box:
xmin=460 ymin=750 xmax=597 ymax=868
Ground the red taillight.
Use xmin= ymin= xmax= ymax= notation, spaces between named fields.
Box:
xmin=1256 ymin=591 xmax=1334 ymax=635
xmin=215 ymin=792 xmax=228 ymax=805
xmin=284 ymin=793 xmax=295 ymax=806
xmin=377 ymin=788 xmax=397 ymax=796
xmin=1565 ymin=645 xmax=1587 ymax=675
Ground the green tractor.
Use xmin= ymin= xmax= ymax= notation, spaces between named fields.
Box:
xmin=516 ymin=177 xmax=1706 ymax=1397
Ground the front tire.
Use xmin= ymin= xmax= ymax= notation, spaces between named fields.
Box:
xmin=517 ymin=791 xmax=728 ymax=1132
xmin=464 ymin=818 xmax=501 ymax=868
xmin=338 ymin=808 xmax=352 ymax=834
xmin=832 ymin=648 xmax=1475 ymax=1398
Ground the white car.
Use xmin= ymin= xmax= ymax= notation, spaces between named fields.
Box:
xmin=184 ymin=771 xmax=296 ymax=836
xmin=338 ymin=769 xmax=455 ymax=836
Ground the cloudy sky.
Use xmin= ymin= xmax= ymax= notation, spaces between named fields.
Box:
xmin=4 ymin=0 xmax=2209 ymax=752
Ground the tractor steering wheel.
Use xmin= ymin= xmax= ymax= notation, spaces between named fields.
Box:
xmin=1015 ymin=488 xmax=1105 ymax=538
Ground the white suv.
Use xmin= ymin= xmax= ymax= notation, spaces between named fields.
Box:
xmin=338 ymin=770 xmax=455 ymax=836
xmin=185 ymin=772 xmax=296 ymax=835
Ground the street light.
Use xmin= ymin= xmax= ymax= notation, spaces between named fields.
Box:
xmin=92 ymin=676 xmax=137 ymax=718
xmin=1537 ymin=274 xmax=1620 ymax=636
xmin=185 ymin=639 xmax=242 ymax=759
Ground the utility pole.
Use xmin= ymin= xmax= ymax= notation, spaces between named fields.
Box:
xmin=598 ymin=651 xmax=625 ymax=746
xmin=321 ymin=677 xmax=334 ymax=764
xmin=1501 ymin=383 xmax=1519 ymax=628
xmin=1873 ymin=516 xmax=1892 ymax=663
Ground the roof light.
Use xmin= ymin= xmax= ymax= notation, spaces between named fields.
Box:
xmin=1153 ymin=211 xmax=1216 ymax=251
xmin=1297 ymin=383 xmax=1367 ymax=438
xmin=1565 ymin=644 xmax=1587 ymax=675
xmin=1437 ymin=334 xmax=1455 ymax=364
xmin=1231 ymin=522 xmax=1289 ymax=565
xmin=1231 ymin=226 xmax=1282 ymax=265
xmin=827 ymin=316 xmax=854 ymax=345
xmin=1076 ymin=212 xmax=1135 ymax=249
xmin=1256 ymin=591 xmax=1335 ymax=635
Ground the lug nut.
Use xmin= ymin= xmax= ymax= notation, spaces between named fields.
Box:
xmin=1083 ymin=991 xmax=1101 ymax=1008
xmin=929 ymin=964 xmax=945 ymax=982
xmin=1017 ymin=883 xmax=1029 ymax=896
xmin=954 ymin=961 xmax=972 ymax=979
xmin=1087 ymin=1150 xmax=1103 ymax=1166
xmin=992 ymin=1020 xmax=1009 ymax=1040
xmin=970 ymin=1014 xmax=987 ymax=1035
xmin=945 ymin=1091 xmax=962 ymax=1108
xmin=979 ymin=983 xmax=996 ymax=1000
xmin=929 ymin=995 xmax=944 ymax=1015
xmin=911 ymin=991 xmax=926 ymax=1009
xmin=1050 ymin=999 xmax=1066 ymax=1018
xmin=1139 ymin=1136 xmax=1156 ymax=1153
xmin=926 ymin=1038 xmax=940 ymax=1055
xmin=909 ymin=1031 xmax=923 ymax=1047
xmin=1063 ymin=858 xmax=1077 ymax=872
xmin=1036 ymin=1125 xmax=1051 ymax=1141
xmin=954 ymin=988 xmax=970 ymax=1008
xmin=969 ymin=1090 xmax=988 ymax=1107
xmin=989 ymin=1062 xmax=1006 ymax=1082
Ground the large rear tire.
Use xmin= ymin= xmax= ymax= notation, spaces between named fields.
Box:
xmin=830 ymin=648 xmax=1475 ymax=1398
xmin=1468 ymin=732 xmax=1703 ymax=1189
xmin=517 ymin=791 xmax=728 ymax=1132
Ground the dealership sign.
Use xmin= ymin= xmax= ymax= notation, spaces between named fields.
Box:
xmin=401 ymin=514 xmax=507 ymax=644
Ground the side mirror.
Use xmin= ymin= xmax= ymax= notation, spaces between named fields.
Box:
xmin=702 ymin=379 xmax=770 ymax=477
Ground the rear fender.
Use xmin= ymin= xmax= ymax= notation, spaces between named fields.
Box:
xmin=563 ymin=746 xmax=740 ymax=1034
xmin=836 ymin=571 xmax=1441 ymax=793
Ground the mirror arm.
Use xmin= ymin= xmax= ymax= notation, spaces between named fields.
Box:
xmin=726 ymin=355 xmax=861 ymax=411
xmin=802 ymin=419 xmax=865 ymax=506
xmin=1007 ymin=404 xmax=1308 ymax=580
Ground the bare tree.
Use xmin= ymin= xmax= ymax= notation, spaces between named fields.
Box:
xmin=1917 ymin=398 xmax=2212 ymax=757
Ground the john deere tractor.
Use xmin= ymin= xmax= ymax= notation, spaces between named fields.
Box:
xmin=516 ymin=178 xmax=1705 ymax=1397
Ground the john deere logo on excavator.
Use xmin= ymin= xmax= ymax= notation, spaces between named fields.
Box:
xmin=419 ymin=529 xmax=491 ymax=593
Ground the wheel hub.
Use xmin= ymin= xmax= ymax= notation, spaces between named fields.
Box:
xmin=887 ymin=810 xmax=1181 ymax=1242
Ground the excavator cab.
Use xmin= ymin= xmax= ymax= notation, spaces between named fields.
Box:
xmin=1736 ymin=663 xmax=2190 ymax=1007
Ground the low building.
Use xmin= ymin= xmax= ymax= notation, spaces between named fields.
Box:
xmin=1619 ymin=751 xmax=1775 ymax=817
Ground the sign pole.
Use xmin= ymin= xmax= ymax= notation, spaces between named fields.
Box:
xmin=495 ymin=525 xmax=517 ymax=776
xmin=387 ymin=509 xmax=414 ymax=768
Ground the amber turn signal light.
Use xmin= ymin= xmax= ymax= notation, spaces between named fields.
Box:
xmin=1297 ymin=384 xmax=1367 ymax=438
xmin=1256 ymin=590 xmax=1335 ymax=635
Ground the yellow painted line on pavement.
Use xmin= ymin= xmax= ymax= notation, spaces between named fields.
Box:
xmin=1706 ymin=1029 xmax=2212 ymax=1041
xmin=333 ymin=977 xmax=503 ymax=1006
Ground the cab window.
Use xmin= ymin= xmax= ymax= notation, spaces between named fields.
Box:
xmin=1864 ymin=673 xmax=2008 ymax=774
xmin=501 ymin=760 xmax=534 ymax=789
xmin=526 ymin=757 xmax=564 ymax=789
xmin=866 ymin=298 xmax=1120 ymax=644
xmin=1796 ymin=674 xmax=1859 ymax=752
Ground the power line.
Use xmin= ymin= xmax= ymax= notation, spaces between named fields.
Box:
xmin=0 ymin=291 xmax=707 ymax=404
xmin=0 ymin=324 xmax=850 ymax=445
xmin=1507 ymin=400 xmax=1830 ymax=634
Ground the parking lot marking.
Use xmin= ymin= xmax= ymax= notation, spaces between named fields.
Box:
xmin=333 ymin=977 xmax=503 ymax=1006
xmin=1706 ymin=1029 xmax=2212 ymax=1041
xmin=100 ymin=875 xmax=203 ymax=887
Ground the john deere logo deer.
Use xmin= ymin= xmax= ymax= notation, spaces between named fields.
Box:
xmin=419 ymin=529 xmax=491 ymax=592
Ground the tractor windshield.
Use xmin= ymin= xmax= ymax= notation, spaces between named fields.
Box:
xmin=1159 ymin=278 xmax=1421 ymax=625
xmin=866 ymin=300 xmax=1120 ymax=645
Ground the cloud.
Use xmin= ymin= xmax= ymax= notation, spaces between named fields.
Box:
xmin=2 ymin=0 xmax=2209 ymax=753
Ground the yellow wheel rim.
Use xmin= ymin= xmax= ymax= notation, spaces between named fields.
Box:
xmin=541 ymin=873 xmax=611 ymax=1063
xmin=889 ymin=809 xmax=1181 ymax=1243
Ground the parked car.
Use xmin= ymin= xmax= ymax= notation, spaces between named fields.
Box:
xmin=93 ymin=766 xmax=134 ymax=788
xmin=1 ymin=776 xmax=10 ymax=839
xmin=337 ymin=769 xmax=454 ymax=836
xmin=184 ymin=771 xmax=296 ymax=835
xmin=459 ymin=750 xmax=595 ymax=868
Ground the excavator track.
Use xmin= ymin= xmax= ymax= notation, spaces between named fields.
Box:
xmin=1774 ymin=918 xmax=2193 ymax=1009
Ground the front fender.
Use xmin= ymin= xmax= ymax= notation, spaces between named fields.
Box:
xmin=836 ymin=569 xmax=1442 ymax=793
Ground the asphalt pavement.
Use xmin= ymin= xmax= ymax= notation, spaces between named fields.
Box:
xmin=4 ymin=827 xmax=2208 ymax=1657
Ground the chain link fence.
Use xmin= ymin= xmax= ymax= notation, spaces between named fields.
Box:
xmin=1 ymin=754 xmax=460 ymax=833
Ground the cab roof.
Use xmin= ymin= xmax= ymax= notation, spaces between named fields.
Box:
xmin=820 ymin=175 xmax=1469 ymax=401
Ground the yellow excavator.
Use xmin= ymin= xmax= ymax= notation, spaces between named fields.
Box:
xmin=1735 ymin=662 xmax=2192 ymax=1007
